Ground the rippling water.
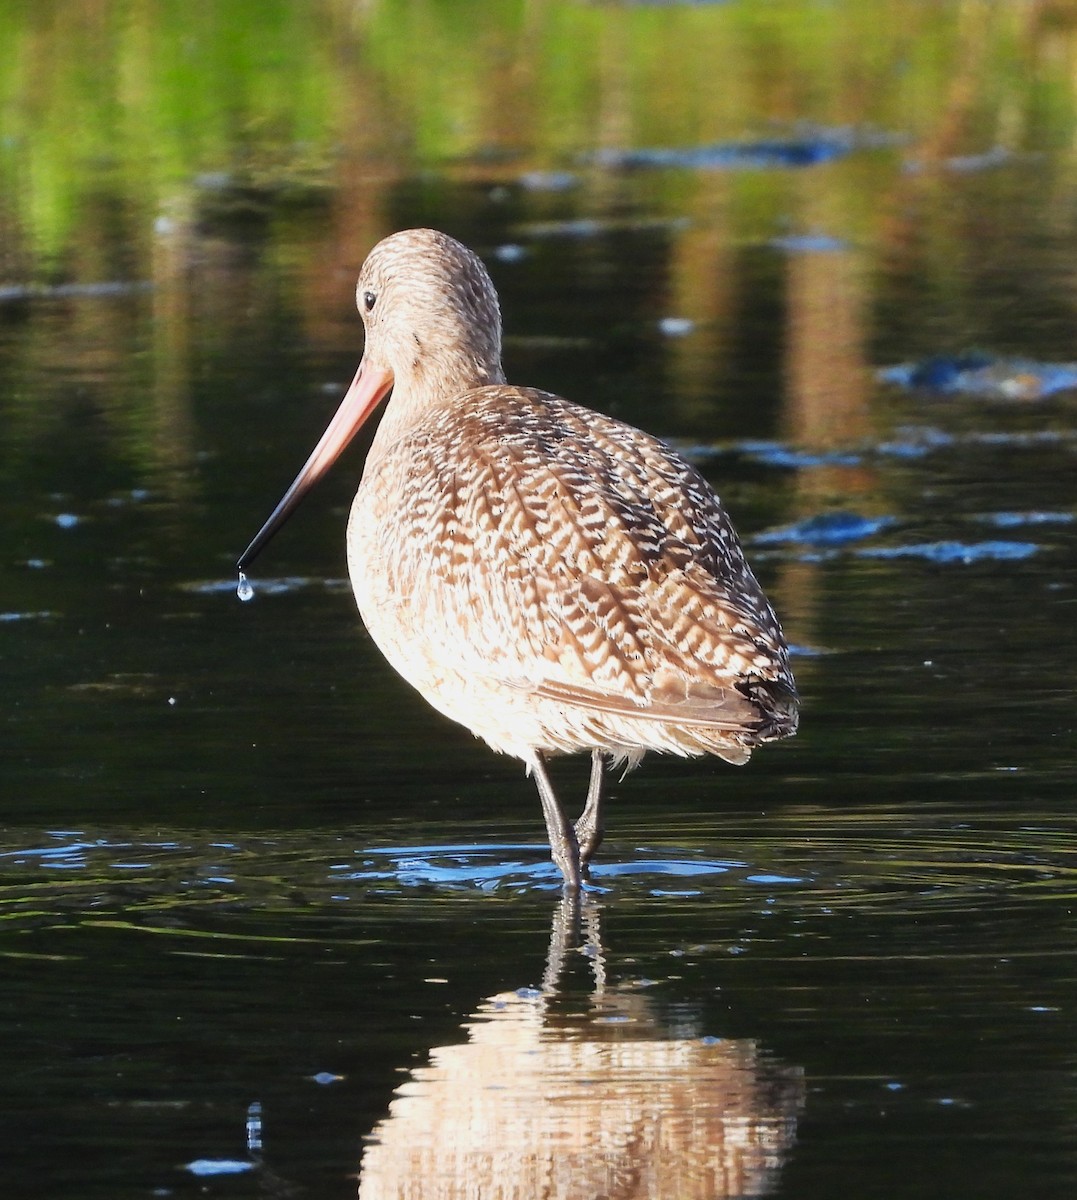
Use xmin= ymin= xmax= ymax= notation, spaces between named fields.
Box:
xmin=3 ymin=803 xmax=1075 ymax=1197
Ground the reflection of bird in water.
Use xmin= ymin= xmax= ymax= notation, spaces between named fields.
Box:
xmin=358 ymin=897 xmax=804 ymax=1200
xmin=238 ymin=229 xmax=798 ymax=888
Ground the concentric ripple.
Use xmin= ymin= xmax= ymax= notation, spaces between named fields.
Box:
xmin=1 ymin=811 xmax=1075 ymax=942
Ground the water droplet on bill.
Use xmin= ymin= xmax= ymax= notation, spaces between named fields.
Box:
xmin=237 ymin=571 xmax=254 ymax=602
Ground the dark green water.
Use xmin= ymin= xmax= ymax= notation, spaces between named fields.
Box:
xmin=2 ymin=2 xmax=1077 ymax=1197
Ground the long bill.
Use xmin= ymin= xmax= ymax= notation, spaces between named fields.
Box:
xmin=237 ymin=360 xmax=394 ymax=571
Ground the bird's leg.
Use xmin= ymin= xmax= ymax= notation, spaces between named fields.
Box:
xmin=530 ymin=753 xmax=583 ymax=890
xmin=574 ymin=749 xmax=605 ymax=866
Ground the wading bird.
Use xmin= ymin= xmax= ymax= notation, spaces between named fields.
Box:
xmin=238 ymin=229 xmax=798 ymax=889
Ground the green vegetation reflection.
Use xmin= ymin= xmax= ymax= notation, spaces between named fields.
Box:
xmin=3 ymin=0 xmax=1077 ymax=264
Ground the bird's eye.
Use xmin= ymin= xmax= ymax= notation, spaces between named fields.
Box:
xmin=362 ymin=290 xmax=377 ymax=313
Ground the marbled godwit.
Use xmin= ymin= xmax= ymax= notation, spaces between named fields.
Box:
xmin=238 ymin=228 xmax=798 ymax=889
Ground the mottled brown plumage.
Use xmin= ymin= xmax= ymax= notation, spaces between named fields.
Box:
xmin=239 ymin=228 xmax=798 ymax=889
